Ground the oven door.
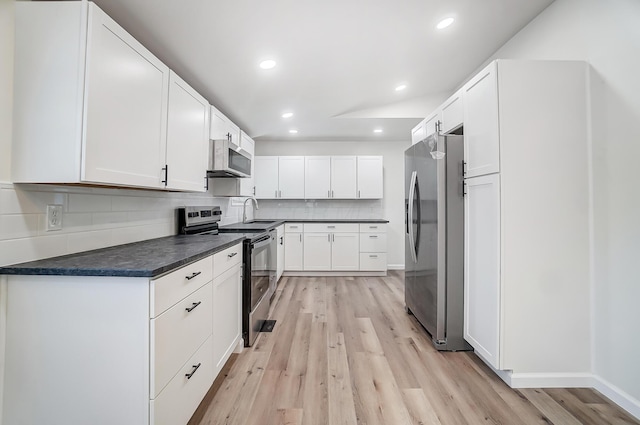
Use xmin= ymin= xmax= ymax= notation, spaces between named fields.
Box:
xmin=245 ymin=232 xmax=276 ymax=346
xmin=208 ymin=139 xmax=252 ymax=178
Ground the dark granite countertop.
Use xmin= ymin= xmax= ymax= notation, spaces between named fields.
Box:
xmin=0 ymin=234 xmax=248 ymax=278
xmin=219 ymin=218 xmax=389 ymax=233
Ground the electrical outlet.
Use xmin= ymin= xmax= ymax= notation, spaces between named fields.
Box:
xmin=46 ymin=204 xmax=63 ymax=231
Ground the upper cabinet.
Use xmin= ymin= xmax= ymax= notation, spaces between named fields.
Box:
xmin=165 ymin=71 xmax=210 ymax=192
xmin=304 ymin=156 xmax=357 ymax=199
xmin=441 ymin=89 xmax=463 ymax=135
xmin=357 ymin=156 xmax=383 ymax=199
xmin=411 ymin=119 xmax=427 ymax=145
xmin=256 ymin=156 xmax=382 ymax=200
xmin=12 ymin=2 xmax=209 ymax=192
xmin=210 ymin=105 xmax=241 ymax=145
xmin=463 ymin=61 xmax=500 ymax=178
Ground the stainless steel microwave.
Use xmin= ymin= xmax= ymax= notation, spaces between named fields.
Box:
xmin=208 ymin=139 xmax=252 ymax=178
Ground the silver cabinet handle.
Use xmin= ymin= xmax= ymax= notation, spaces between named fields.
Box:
xmin=370 ymin=226 xmax=378 ymax=229
xmin=185 ymin=301 xmax=201 ymax=312
xmin=358 ymin=190 xmax=360 ymax=198
xmin=332 ymin=234 xmax=335 ymax=242
xmin=279 ymin=190 xmax=282 ymax=197
xmin=290 ymin=225 xmax=298 ymax=229
xmin=327 ymin=226 xmax=336 ymax=229
xmin=275 ymin=190 xmax=278 ymax=198
xmin=369 ymin=255 xmax=378 ymax=258
xmin=328 ymin=190 xmax=330 ymax=197
xmin=228 ymin=252 xmax=238 ymax=258
xmin=328 ymin=234 xmax=330 ymax=242
xmin=185 ymin=271 xmax=201 ymax=280
xmin=332 ymin=190 xmax=334 ymax=197
xmin=369 ymin=235 xmax=378 ymax=238
xmin=299 ymin=234 xmax=302 ymax=242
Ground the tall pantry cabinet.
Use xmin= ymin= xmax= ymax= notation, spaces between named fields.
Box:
xmin=463 ymin=60 xmax=591 ymax=379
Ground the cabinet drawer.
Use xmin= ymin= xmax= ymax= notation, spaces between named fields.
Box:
xmin=285 ymin=223 xmax=303 ymax=233
xmin=359 ymin=253 xmax=387 ymax=271
xmin=213 ymin=243 xmax=242 ymax=278
xmin=151 ymin=256 xmax=212 ymax=317
xmin=359 ymin=233 xmax=387 ymax=253
xmin=151 ymin=282 xmax=213 ymax=398
xmin=359 ymin=223 xmax=386 ymax=233
xmin=150 ymin=335 xmax=214 ymax=425
xmin=303 ymin=223 xmax=359 ymax=233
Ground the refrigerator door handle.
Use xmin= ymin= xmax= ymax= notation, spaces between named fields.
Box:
xmin=407 ymin=171 xmax=418 ymax=263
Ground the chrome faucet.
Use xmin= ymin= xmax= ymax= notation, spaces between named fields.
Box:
xmin=242 ymin=197 xmax=259 ymax=223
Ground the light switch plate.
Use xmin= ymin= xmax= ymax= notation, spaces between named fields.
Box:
xmin=46 ymin=204 xmax=63 ymax=231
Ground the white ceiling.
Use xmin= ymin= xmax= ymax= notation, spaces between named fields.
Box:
xmin=91 ymin=0 xmax=555 ymax=142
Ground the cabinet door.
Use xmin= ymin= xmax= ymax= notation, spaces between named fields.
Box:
xmin=357 ymin=156 xmax=383 ymax=199
xmin=254 ymin=156 xmax=279 ymax=199
xmin=284 ymin=233 xmax=303 ymax=271
xmin=82 ymin=3 xmax=169 ymax=188
xmin=331 ymin=233 xmax=359 ymax=271
xmin=239 ymin=132 xmax=255 ymax=196
xmin=424 ymin=111 xmax=441 ymax=137
xmin=210 ymin=105 xmax=240 ymax=145
xmin=165 ymin=71 xmax=209 ymax=192
xmin=411 ymin=119 xmax=427 ymax=145
xmin=464 ymin=174 xmax=501 ymax=369
xmin=305 ymin=156 xmax=331 ymax=199
xmin=278 ymin=157 xmax=305 ymax=199
xmin=212 ymin=264 xmax=242 ymax=374
xmin=303 ymin=233 xmax=331 ymax=271
xmin=331 ymin=156 xmax=357 ymax=198
xmin=463 ymin=61 xmax=500 ymax=177
xmin=441 ymin=90 xmax=463 ymax=134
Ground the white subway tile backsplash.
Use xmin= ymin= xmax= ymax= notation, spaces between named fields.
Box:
xmin=92 ymin=212 xmax=130 ymax=226
xmin=0 ymin=214 xmax=39 ymax=240
xmin=0 ymin=187 xmax=67 ymax=214
xmin=67 ymin=229 xmax=113 ymax=254
xmin=0 ymin=234 xmax=68 ymax=267
xmin=68 ymin=193 xmax=112 ymax=213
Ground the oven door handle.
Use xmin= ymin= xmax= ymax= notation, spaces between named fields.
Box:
xmin=251 ymin=235 xmax=272 ymax=249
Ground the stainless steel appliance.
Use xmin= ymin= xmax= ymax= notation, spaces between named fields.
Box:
xmin=176 ymin=207 xmax=276 ymax=347
xmin=208 ymin=139 xmax=252 ymax=178
xmin=404 ymin=134 xmax=471 ymax=351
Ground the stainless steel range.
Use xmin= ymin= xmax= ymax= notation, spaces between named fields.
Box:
xmin=177 ymin=206 xmax=276 ymax=347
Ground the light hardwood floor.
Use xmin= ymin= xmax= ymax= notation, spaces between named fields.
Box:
xmin=189 ymin=272 xmax=639 ymax=425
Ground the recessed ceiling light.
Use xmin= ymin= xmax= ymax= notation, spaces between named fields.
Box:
xmin=374 ymin=129 xmax=383 ymax=134
xmin=282 ymin=112 xmax=294 ymax=119
xmin=289 ymin=129 xmax=298 ymax=134
xmin=436 ymin=17 xmax=455 ymax=30
xmin=395 ymin=84 xmax=407 ymax=92
xmin=259 ymin=59 xmax=276 ymax=69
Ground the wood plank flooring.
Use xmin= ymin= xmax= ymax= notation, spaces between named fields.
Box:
xmin=189 ymin=272 xmax=639 ymax=425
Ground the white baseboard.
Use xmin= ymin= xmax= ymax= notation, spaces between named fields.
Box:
xmin=594 ymin=375 xmax=640 ymax=420
xmin=233 ymin=337 xmax=244 ymax=354
xmin=387 ymin=264 xmax=404 ymax=270
xmin=282 ymin=271 xmax=386 ymax=277
xmin=508 ymin=372 xmax=594 ymax=388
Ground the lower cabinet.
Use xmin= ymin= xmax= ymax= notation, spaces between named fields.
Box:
xmin=2 ymin=243 xmax=243 ymax=425
xmin=284 ymin=224 xmax=304 ymax=271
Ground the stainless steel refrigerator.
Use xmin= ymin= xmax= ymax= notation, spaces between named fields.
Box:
xmin=404 ymin=133 xmax=471 ymax=351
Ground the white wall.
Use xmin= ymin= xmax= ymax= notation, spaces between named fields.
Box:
xmin=254 ymin=141 xmax=409 ymax=268
xmin=487 ymin=0 xmax=640 ymax=415
xmin=0 ymin=0 xmax=13 ymax=183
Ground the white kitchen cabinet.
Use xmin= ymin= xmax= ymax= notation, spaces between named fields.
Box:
xmin=464 ymin=174 xmax=501 ymax=368
xmin=357 ymin=156 xmax=383 ymax=199
xmin=210 ymin=104 xmax=240 ymax=145
xmin=276 ymin=225 xmax=285 ymax=280
xmin=211 ymin=131 xmax=256 ymax=197
xmin=461 ymin=60 xmax=591 ymax=379
xmin=254 ymin=156 xmax=305 ymax=199
xmin=411 ymin=118 xmax=427 ymax=145
xmin=166 ymin=71 xmax=210 ymax=192
xmin=331 ymin=233 xmax=360 ymax=271
xmin=463 ymin=61 xmax=500 ymax=178
xmin=12 ymin=1 xmax=170 ymax=189
xmin=284 ymin=232 xmax=304 ymax=271
xmin=304 ymin=156 xmax=357 ymax=199
xmin=331 ymin=156 xmax=357 ymax=198
xmin=303 ymin=233 xmax=332 ymax=271
xmin=278 ymin=156 xmax=306 ymax=198
xmin=212 ymin=263 xmax=242 ymax=374
xmin=305 ymin=156 xmax=331 ymax=199
xmin=441 ymin=89 xmax=463 ymax=134
xmin=254 ymin=156 xmax=280 ymax=199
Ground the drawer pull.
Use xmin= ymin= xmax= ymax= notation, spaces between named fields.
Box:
xmin=369 ymin=235 xmax=378 ymax=239
xmin=185 ymin=301 xmax=201 ymax=313
xmin=185 ymin=363 xmax=201 ymax=380
xmin=228 ymin=252 xmax=238 ymax=258
xmin=185 ymin=271 xmax=201 ymax=280
xmin=290 ymin=226 xmax=298 ymax=228
xmin=370 ymin=226 xmax=378 ymax=229
xmin=369 ymin=255 xmax=378 ymax=258
xmin=327 ymin=226 xmax=336 ymax=229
